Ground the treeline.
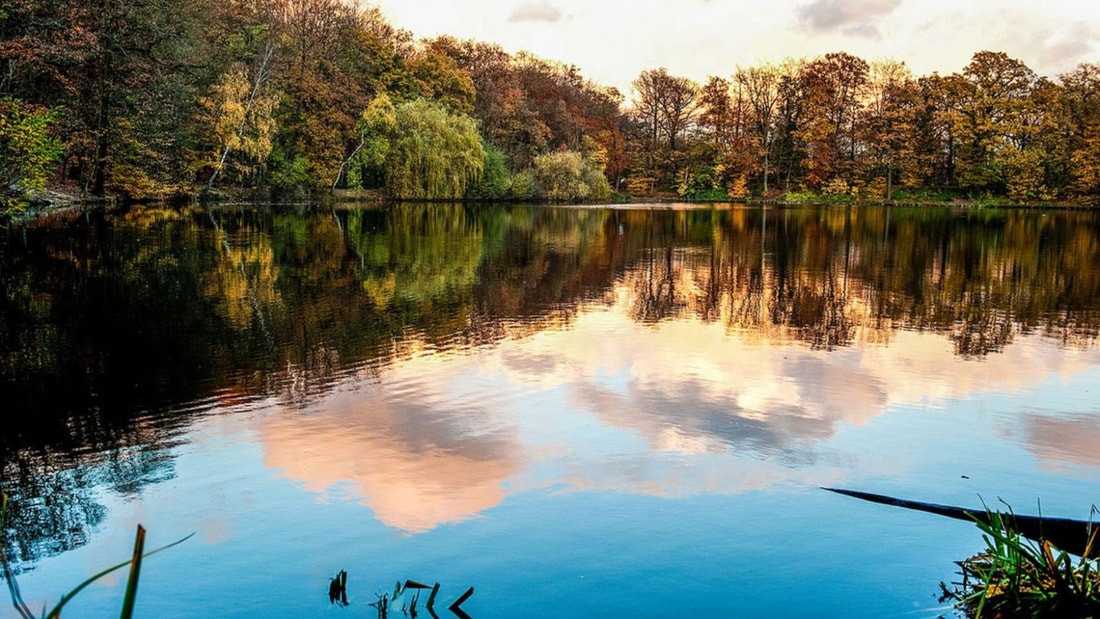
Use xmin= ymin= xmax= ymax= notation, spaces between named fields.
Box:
xmin=2 ymin=0 xmax=1100 ymax=204
xmin=636 ymin=53 xmax=1100 ymax=204
xmin=0 ymin=0 xmax=619 ymax=203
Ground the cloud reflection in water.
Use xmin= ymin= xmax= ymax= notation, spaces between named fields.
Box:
xmin=261 ymin=289 xmax=1100 ymax=533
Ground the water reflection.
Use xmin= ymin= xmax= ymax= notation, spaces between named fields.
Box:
xmin=2 ymin=203 xmax=1100 ymax=557
xmin=257 ymin=291 xmax=1100 ymax=533
xmin=263 ymin=383 xmax=521 ymax=533
xmin=1026 ymin=414 xmax=1100 ymax=470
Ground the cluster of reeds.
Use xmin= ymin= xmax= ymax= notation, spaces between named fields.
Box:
xmin=940 ymin=507 xmax=1100 ymax=618
xmin=2 ymin=493 xmax=191 ymax=619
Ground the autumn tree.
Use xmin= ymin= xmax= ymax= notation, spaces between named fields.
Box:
xmin=630 ymin=68 xmax=698 ymax=191
xmin=859 ymin=60 xmax=917 ymax=199
xmin=772 ymin=59 xmax=809 ymax=192
xmin=797 ymin=52 xmax=869 ymax=189
xmin=406 ymin=45 xmax=477 ymax=115
xmin=425 ymin=38 xmax=544 ymax=169
xmin=632 ymin=68 xmax=698 ymax=152
xmin=694 ymin=76 xmax=753 ymax=191
xmin=953 ymin=51 xmax=1041 ymax=196
xmin=0 ymin=0 xmax=216 ymax=196
xmin=735 ymin=63 xmax=781 ymax=193
xmin=268 ymin=0 xmax=399 ymax=191
xmin=198 ymin=46 xmax=279 ymax=188
xmin=1059 ymin=63 xmax=1100 ymax=196
xmin=697 ymin=77 xmax=735 ymax=152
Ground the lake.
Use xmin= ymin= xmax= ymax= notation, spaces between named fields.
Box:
xmin=2 ymin=202 xmax=1099 ymax=618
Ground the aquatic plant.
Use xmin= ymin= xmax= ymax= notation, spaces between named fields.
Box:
xmin=2 ymin=493 xmax=192 ymax=619
xmin=940 ymin=504 xmax=1100 ymax=618
xmin=367 ymin=578 xmax=473 ymax=619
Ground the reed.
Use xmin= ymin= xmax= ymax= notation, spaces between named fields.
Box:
xmin=2 ymin=493 xmax=192 ymax=619
xmin=941 ymin=504 xmax=1100 ymax=618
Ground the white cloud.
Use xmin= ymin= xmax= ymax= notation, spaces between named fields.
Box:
xmin=508 ymin=0 xmax=564 ymax=23
xmin=796 ymin=0 xmax=903 ymax=36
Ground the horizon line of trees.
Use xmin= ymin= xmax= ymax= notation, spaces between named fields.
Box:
xmin=633 ymin=52 xmax=1100 ymax=205
xmin=2 ymin=0 xmax=1099 ymax=205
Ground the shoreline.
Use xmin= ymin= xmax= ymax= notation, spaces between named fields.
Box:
xmin=5 ymin=187 xmax=1098 ymax=221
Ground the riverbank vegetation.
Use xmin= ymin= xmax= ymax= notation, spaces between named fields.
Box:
xmin=2 ymin=1 xmax=1100 ymax=207
xmin=940 ymin=509 xmax=1100 ymax=618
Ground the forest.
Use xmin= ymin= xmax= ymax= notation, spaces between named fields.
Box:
xmin=3 ymin=0 xmax=1100 ymax=206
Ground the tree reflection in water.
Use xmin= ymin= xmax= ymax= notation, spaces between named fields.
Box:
xmin=1 ymin=203 xmax=1099 ymax=567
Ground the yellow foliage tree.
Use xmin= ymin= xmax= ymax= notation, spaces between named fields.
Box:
xmin=199 ymin=50 xmax=278 ymax=187
xmin=726 ymin=175 xmax=749 ymax=200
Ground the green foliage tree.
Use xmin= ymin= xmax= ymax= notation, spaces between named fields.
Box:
xmin=466 ymin=143 xmax=512 ymax=199
xmin=337 ymin=93 xmax=396 ymax=190
xmin=383 ymin=98 xmax=484 ymax=200
xmin=0 ymin=98 xmax=62 ymax=202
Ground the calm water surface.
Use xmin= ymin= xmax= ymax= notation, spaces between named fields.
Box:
xmin=2 ymin=203 xmax=1100 ymax=618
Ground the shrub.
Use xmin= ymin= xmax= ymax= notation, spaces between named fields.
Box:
xmin=530 ymin=150 xmax=610 ymax=202
xmin=510 ymin=171 xmax=537 ymax=200
xmin=0 ymin=97 xmax=62 ymax=202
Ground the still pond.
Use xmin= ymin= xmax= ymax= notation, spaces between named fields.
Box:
xmin=2 ymin=203 xmax=1100 ymax=618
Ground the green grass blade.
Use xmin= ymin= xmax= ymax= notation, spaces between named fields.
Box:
xmin=44 ymin=530 xmax=194 ymax=619
xmin=118 ymin=525 xmax=146 ymax=619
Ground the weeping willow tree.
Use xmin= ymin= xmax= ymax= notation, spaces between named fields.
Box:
xmin=384 ymin=98 xmax=484 ymax=200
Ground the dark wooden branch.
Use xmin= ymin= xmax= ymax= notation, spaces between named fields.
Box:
xmin=824 ymin=487 xmax=1098 ymax=558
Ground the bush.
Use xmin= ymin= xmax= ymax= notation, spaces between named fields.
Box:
xmin=821 ymin=177 xmax=852 ymax=203
xmin=510 ymin=171 xmax=537 ymax=200
xmin=726 ymin=176 xmax=748 ymax=200
xmin=0 ymin=97 xmax=62 ymax=201
xmin=268 ymin=145 xmax=310 ymax=193
xmin=530 ymin=150 xmax=610 ymax=202
xmin=693 ymin=188 xmax=731 ymax=201
xmin=892 ymin=188 xmax=962 ymax=202
xmin=783 ymin=190 xmax=816 ymax=204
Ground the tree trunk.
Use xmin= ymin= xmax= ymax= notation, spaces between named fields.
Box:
xmin=91 ymin=51 xmax=112 ymax=196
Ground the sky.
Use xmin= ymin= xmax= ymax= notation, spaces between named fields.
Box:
xmin=371 ymin=0 xmax=1100 ymax=95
